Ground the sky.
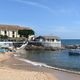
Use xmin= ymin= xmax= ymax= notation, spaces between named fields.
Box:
xmin=0 ymin=0 xmax=80 ymax=39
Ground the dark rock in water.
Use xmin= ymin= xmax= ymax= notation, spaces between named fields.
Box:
xmin=24 ymin=45 xmax=64 ymax=51
xmin=25 ymin=45 xmax=45 ymax=50
xmin=64 ymin=45 xmax=78 ymax=49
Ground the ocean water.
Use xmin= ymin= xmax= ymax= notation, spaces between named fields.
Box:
xmin=19 ymin=39 xmax=80 ymax=72
xmin=61 ymin=39 xmax=80 ymax=45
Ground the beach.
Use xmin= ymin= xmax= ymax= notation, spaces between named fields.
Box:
xmin=0 ymin=52 xmax=80 ymax=80
xmin=0 ymin=53 xmax=57 ymax=80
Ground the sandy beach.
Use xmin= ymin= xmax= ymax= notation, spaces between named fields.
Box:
xmin=0 ymin=52 xmax=80 ymax=80
xmin=0 ymin=53 xmax=57 ymax=80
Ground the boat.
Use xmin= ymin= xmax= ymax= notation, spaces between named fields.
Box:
xmin=0 ymin=39 xmax=25 ymax=49
xmin=0 ymin=41 xmax=14 ymax=48
xmin=68 ymin=49 xmax=80 ymax=55
xmin=0 ymin=47 xmax=16 ymax=54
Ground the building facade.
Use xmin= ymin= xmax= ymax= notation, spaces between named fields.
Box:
xmin=0 ymin=25 xmax=32 ymax=38
xmin=34 ymin=36 xmax=61 ymax=47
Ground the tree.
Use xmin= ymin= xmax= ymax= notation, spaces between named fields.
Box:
xmin=18 ymin=29 xmax=35 ymax=38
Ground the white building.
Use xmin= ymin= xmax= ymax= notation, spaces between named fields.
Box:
xmin=34 ymin=36 xmax=61 ymax=48
xmin=0 ymin=25 xmax=32 ymax=38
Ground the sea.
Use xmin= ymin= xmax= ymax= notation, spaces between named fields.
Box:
xmin=18 ymin=39 xmax=80 ymax=73
xmin=61 ymin=39 xmax=80 ymax=45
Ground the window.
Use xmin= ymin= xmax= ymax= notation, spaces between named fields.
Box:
xmin=12 ymin=31 xmax=15 ymax=37
xmin=5 ymin=31 xmax=7 ymax=35
xmin=56 ymin=39 xmax=60 ymax=41
xmin=13 ymin=31 xmax=14 ymax=34
xmin=52 ymin=39 xmax=54 ymax=41
xmin=13 ymin=35 xmax=14 ymax=38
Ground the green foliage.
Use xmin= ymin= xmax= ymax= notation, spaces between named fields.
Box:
xmin=18 ymin=29 xmax=35 ymax=38
xmin=0 ymin=35 xmax=8 ymax=39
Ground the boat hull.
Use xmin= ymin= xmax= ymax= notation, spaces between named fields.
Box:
xmin=69 ymin=51 xmax=80 ymax=55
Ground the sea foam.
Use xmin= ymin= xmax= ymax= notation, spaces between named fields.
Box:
xmin=14 ymin=54 xmax=80 ymax=75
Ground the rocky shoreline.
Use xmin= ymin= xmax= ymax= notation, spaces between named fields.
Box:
xmin=24 ymin=44 xmax=80 ymax=51
xmin=24 ymin=45 xmax=64 ymax=51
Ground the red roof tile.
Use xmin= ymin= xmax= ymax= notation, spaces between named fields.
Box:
xmin=0 ymin=24 xmax=32 ymax=30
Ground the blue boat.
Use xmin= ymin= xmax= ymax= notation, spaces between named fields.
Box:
xmin=0 ymin=48 xmax=16 ymax=53
xmin=68 ymin=49 xmax=80 ymax=55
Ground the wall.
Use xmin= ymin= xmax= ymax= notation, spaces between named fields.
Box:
xmin=42 ymin=41 xmax=61 ymax=47
xmin=0 ymin=30 xmax=20 ymax=38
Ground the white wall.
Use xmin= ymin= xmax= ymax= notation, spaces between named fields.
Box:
xmin=42 ymin=41 xmax=61 ymax=48
xmin=1 ymin=30 xmax=5 ymax=35
xmin=9 ymin=31 xmax=12 ymax=37
xmin=14 ymin=31 xmax=17 ymax=37
xmin=0 ymin=30 xmax=19 ymax=38
xmin=6 ymin=31 xmax=9 ymax=36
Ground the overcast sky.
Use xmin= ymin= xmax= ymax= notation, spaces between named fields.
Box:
xmin=0 ymin=0 xmax=80 ymax=39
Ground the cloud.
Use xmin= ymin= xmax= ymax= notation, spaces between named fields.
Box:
xmin=12 ymin=0 xmax=55 ymax=14
xmin=48 ymin=26 xmax=76 ymax=33
xmin=54 ymin=26 xmax=68 ymax=33
xmin=9 ymin=0 xmax=79 ymax=16
xmin=58 ymin=8 xmax=79 ymax=16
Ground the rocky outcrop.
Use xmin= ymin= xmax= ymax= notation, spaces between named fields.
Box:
xmin=25 ymin=45 xmax=64 ymax=51
xmin=64 ymin=45 xmax=80 ymax=49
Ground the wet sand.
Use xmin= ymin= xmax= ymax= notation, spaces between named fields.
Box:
xmin=0 ymin=52 xmax=80 ymax=80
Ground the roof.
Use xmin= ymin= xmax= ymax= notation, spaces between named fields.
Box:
xmin=43 ymin=36 xmax=60 ymax=39
xmin=35 ymin=36 xmax=60 ymax=40
xmin=0 ymin=24 xmax=32 ymax=30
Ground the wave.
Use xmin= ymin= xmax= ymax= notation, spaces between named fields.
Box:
xmin=14 ymin=54 xmax=80 ymax=75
